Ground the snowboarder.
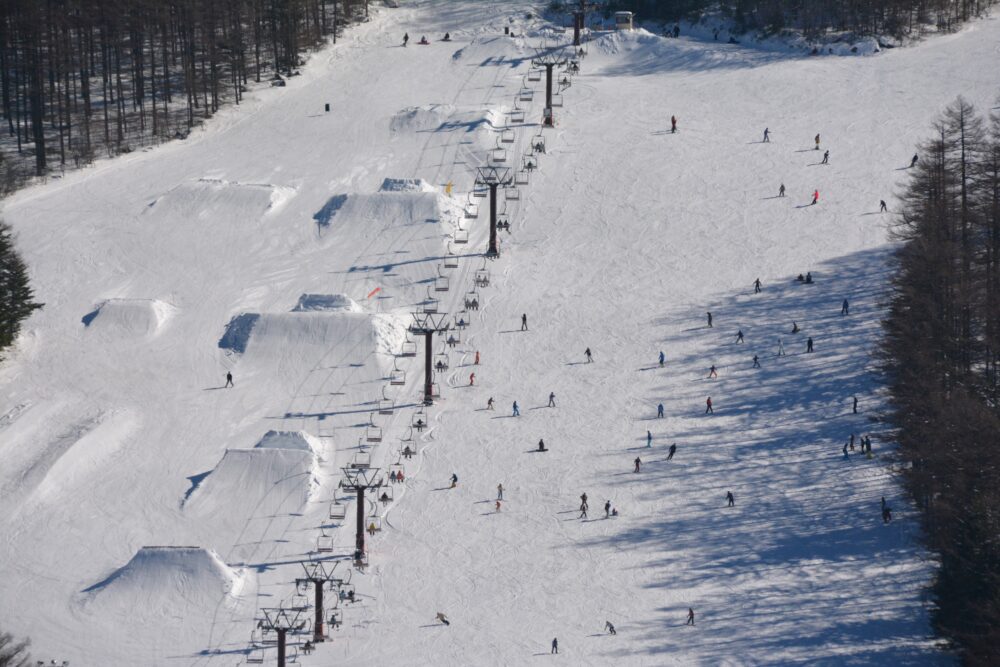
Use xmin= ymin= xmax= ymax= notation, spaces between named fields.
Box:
xmin=538 ymin=439 xmax=547 ymax=452
xmin=735 ymin=329 xmax=744 ymax=344
xmin=551 ymin=638 xmax=558 ymax=654
xmin=807 ymin=337 xmax=814 ymax=353
xmin=659 ymin=350 xmax=665 ymax=367
xmin=882 ymin=505 xmax=892 ymax=523
xmin=450 ymin=473 xmax=458 ymax=488
xmin=671 ymin=115 xmax=677 ymax=133
xmin=708 ymin=365 xmax=717 ymax=378
xmin=497 ymin=483 xmax=504 ymax=500
xmin=841 ymin=299 xmax=849 ymax=315
xmin=853 ymin=396 xmax=858 ymax=414
xmin=910 ymin=153 xmax=918 ymax=168
xmin=821 ymin=150 xmax=829 ymax=164
xmin=225 ymin=371 xmax=234 ymax=388
xmin=753 ymin=278 xmax=762 ymax=293
xmin=777 ymin=338 xmax=785 ymax=356
xmin=548 ymin=392 xmax=556 ymax=407
xmin=752 ymin=355 xmax=760 ymax=368
xmin=418 ymin=35 xmax=429 ymax=45
xmin=512 ymin=401 xmax=520 ymax=416
xmin=585 ymin=347 xmax=593 ymax=363
xmin=843 ymin=442 xmax=849 ymax=458
xmin=763 ymin=127 xmax=770 ymax=143
xmin=707 ymin=311 xmax=713 ymax=328
xmin=657 ymin=403 xmax=665 ymax=418
xmin=521 ymin=313 xmax=528 ymax=331
xmin=496 ymin=500 xmax=502 ymax=512
xmin=647 ymin=430 xmax=653 ymax=448
xmin=879 ymin=200 xmax=887 ymax=213
xmin=778 ymin=183 xmax=785 ymax=197
xmin=475 ymin=351 xmax=480 ymax=365
xmin=443 ymin=32 xmax=451 ymax=41
xmin=604 ymin=500 xmax=612 ymax=518
xmin=705 ymin=397 xmax=713 ymax=414
xmin=791 ymin=321 xmax=799 ymax=334
xmin=403 ymin=33 xmax=409 ymax=47
xmin=726 ymin=491 xmax=735 ymax=507
xmin=814 ymin=133 xmax=821 ymax=150
xmin=487 ymin=397 xmax=495 ymax=410
xmin=667 ymin=443 xmax=676 ymax=460
xmin=469 ymin=373 xmax=475 ymax=385
xmin=811 ymin=190 xmax=819 ymax=205
xmin=606 ymin=621 xmax=617 ymax=635
xmin=686 ymin=608 xmax=695 ymax=625
xmin=436 ymin=612 xmax=449 ymax=626
xmin=634 ymin=457 xmax=641 ymax=473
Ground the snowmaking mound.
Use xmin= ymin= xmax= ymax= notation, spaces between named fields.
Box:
xmin=390 ymin=105 xmax=457 ymax=133
xmin=312 ymin=188 xmax=445 ymax=229
xmin=254 ymin=429 xmax=323 ymax=456
xmin=83 ymin=546 xmax=247 ymax=609
xmin=144 ymin=177 xmax=295 ymax=222
xmin=292 ymin=293 xmax=362 ymax=312
xmin=81 ymin=298 xmax=175 ymax=337
xmin=183 ymin=448 xmax=318 ymax=519
xmin=222 ymin=311 xmax=401 ymax=361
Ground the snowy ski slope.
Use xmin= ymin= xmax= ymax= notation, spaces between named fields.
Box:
xmin=2 ymin=1 xmax=999 ymax=664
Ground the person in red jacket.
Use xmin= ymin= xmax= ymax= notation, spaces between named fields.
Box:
xmin=705 ymin=397 xmax=714 ymax=414
xmin=811 ymin=190 xmax=819 ymax=205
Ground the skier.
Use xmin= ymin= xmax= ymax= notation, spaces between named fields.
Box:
xmin=450 ymin=473 xmax=458 ymax=488
xmin=497 ymin=483 xmax=504 ymax=500
xmin=841 ymin=299 xmax=849 ymax=315
xmin=811 ymin=190 xmax=819 ymax=205
xmin=805 ymin=271 xmax=813 ymax=284
xmin=469 ymin=372 xmax=475 ymax=386
xmin=604 ymin=500 xmax=611 ymax=518
xmin=707 ymin=311 xmax=713 ymax=328
xmin=634 ymin=456 xmax=641 ymax=473
xmin=403 ymin=32 xmax=409 ymax=47
xmin=673 ymin=24 xmax=680 ymax=38
xmin=496 ymin=499 xmax=502 ymax=512
xmin=659 ymin=350 xmax=666 ymax=367
xmin=580 ymin=492 xmax=588 ymax=510
xmin=879 ymin=200 xmax=887 ymax=213
xmin=512 ymin=401 xmax=520 ymax=416
xmin=551 ymin=638 xmax=558 ymax=654
xmin=580 ymin=503 xmax=588 ymax=519
xmin=814 ymin=133 xmax=821 ymax=150
xmin=475 ymin=351 xmax=480 ymax=365
xmin=882 ymin=505 xmax=892 ymax=523
xmin=521 ymin=313 xmax=528 ymax=331
xmin=850 ymin=433 xmax=856 ymax=450
xmin=853 ymin=396 xmax=858 ymax=414
xmin=763 ymin=127 xmax=770 ymax=142
xmin=657 ymin=403 xmax=665 ymax=418
xmin=779 ymin=183 xmax=786 ymax=197
xmin=647 ymin=430 xmax=653 ymax=448
xmin=843 ymin=442 xmax=849 ymax=459
xmin=667 ymin=443 xmax=676 ymax=460
xmin=735 ymin=329 xmax=744 ymax=344
xmin=418 ymin=35 xmax=429 ymax=45
xmin=807 ymin=337 xmax=814 ymax=353
xmin=538 ymin=439 xmax=547 ymax=452
xmin=225 ymin=371 xmax=234 ymax=388
xmin=910 ymin=153 xmax=918 ymax=168
xmin=821 ymin=150 xmax=829 ymax=164
xmin=777 ymin=338 xmax=785 ymax=356
xmin=686 ymin=608 xmax=696 ymax=625
xmin=752 ymin=355 xmax=760 ymax=369
xmin=671 ymin=115 xmax=677 ymax=133
xmin=605 ymin=621 xmax=617 ymax=635
xmin=585 ymin=347 xmax=593 ymax=363
xmin=705 ymin=397 xmax=713 ymax=414
xmin=443 ymin=32 xmax=451 ymax=41
xmin=436 ymin=612 xmax=450 ymax=626
xmin=487 ymin=397 xmax=495 ymax=410
xmin=708 ymin=365 xmax=717 ymax=378
xmin=791 ymin=321 xmax=799 ymax=334
xmin=753 ymin=278 xmax=762 ymax=294
xmin=548 ymin=392 xmax=556 ymax=407
xmin=726 ymin=491 xmax=735 ymax=507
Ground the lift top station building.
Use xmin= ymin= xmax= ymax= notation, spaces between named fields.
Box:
xmin=614 ymin=11 xmax=634 ymax=30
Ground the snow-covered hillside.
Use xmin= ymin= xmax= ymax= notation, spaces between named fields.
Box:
xmin=2 ymin=1 xmax=998 ymax=664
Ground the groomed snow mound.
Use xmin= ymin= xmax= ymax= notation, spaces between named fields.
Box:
xmin=313 ymin=188 xmax=445 ymax=230
xmin=242 ymin=311 xmax=404 ymax=363
xmin=81 ymin=298 xmax=175 ymax=336
xmin=83 ymin=546 xmax=246 ymax=606
xmin=254 ymin=429 xmax=323 ymax=455
xmin=144 ymin=177 xmax=295 ymax=222
xmin=292 ymin=293 xmax=362 ymax=312
xmin=389 ymin=105 xmax=457 ymax=134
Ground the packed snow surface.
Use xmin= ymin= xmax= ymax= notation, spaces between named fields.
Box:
xmin=2 ymin=0 xmax=999 ymax=664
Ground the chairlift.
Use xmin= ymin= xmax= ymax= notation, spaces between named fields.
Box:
xmin=473 ymin=185 xmax=488 ymax=198
xmin=390 ymin=360 xmax=406 ymax=386
xmin=433 ymin=352 xmax=449 ymax=373
xmin=367 ymin=514 xmax=382 ymax=532
xmin=464 ymin=289 xmax=480 ymax=311
xmin=422 ymin=286 xmax=440 ymax=313
xmin=390 ymin=462 xmax=406 ymax=478
xmin=246 ymin=647 xmax=265 ymax=664
xmin=434 ymin=275 xmax=450 ymax=292
xmin=453 ymin=227 xmax=469 ymax=245
xmin=446 ymin=328 xmax=462 ymax=346
xmin=328 ymin=609 xmax=344 ymax=629
xmin=291 ymin=594 xmax=309 ymax=610
xmin=475 ymin=268 xmax=490 ymax=288
xmin=411 ymin=410 xmax=427 ymax=431
xmin=444 ymin=247 xmax=459 ymax=269
xmin=378 ymin=388 xmax=394 ymax=415
xmin=510 ymin=107 xmax=526 ymax=123
xmin=501 ymin=128 xmax=515 ymax=144
xmin=528 ymin=68 xmax=542 ymax=82
xmin=532 ymin=133 xmax=546 ymax=152
xmin=366 ymin=414 xmax=382 ymax=442
xmin=515 ymin=169 xmax=530 ymax=185
xmin=465 ymin=202 xmax=479 ymax=218
xmin=430 ymin=382 xmax=441 ymax=398
xmin=559 ymin=74 xmax=572 ymax=89
xmin=399 ymin=333 xmax=417 ymax=357
xmin=491 ymin=139 xmax=508 ymax=163
xmin=350 ymin=450 xmax=372 ymax=469
xmin=317 ymin=532 xmax=334 ymax=553
xmin=552 ymin=93 xmax=564 ymax=107
xmin=519 ymin=87 xmax=533 ymax=101
xmin=329 ymin=500 xmax=347 ymax=520
xmin=260 ymin=625 xmax=278 ymax=645
xmin=505 ymin=185 xmax=520 ymax=201
xmin=285 ymin=645 xmax=300 ymax=663
xmin=378 ymin=485 xmax=394 ymax=504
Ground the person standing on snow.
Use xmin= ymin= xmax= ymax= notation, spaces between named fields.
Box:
xmin=778 ymin=183 xmax=785 ymax=197
xmin=910 ymin=153 xmax=918 ymax=168
xmin=403 ymin=33 xmax=409 ymax=47
xmin=436 ymin=612 xmax=449 ymax=625
xmin=705 ymin=397 xmax=714 ymax=414
xmin=469 ymin=372 xmax=475 ymax=385
xmin=879 ymin=200 xmax=887 ymax=213
xmin=585 ymin=347 xmax=593 ymax=363
xmin=496 ymin=499 xmax=502 ymax=512
xmin=811 ymin=190 xmax=820 ymax=205
xmin=450 ymin=473 xmax=458 ymax=488
xmin=551 ymin=638 xmax=558 ymax=654
xmin=521 ymin=313 xmax=528 ymax=331
xmin=841 ymin=299 xmax=849 ymax=315
xmin=726 ymin=491 xmax=735 ymax=507
xmin=512 ymin=401 xmax=520 ymax=416
xmin=821 ymin=150 xmax=829 ymax=164
xmin=659 ymin=350 xmax=665 ymax=367
xmin=657 ymin=402 xmax=665 ymax=418
xmin=753 ymin=278 xmax=762 ymax=293
xmin=667 ymin=443 xmax=677 ymax=460
xmin=475 ymin=351 xmax=480 ymax=365
xmin=605 ymin=621 xmax=617 ymax=634
xmin=634 ymin=457 xmax=642 ymax=473
xmin=814 ymin=133 xmax=821 ymax=150
xmin=707 ymin=311 xmax=713 ymax=328
xmin=777 ymin=338 xmax=785 ymax=356
xmin=671 ymin=115 xmax=677 ymax=133
xmin=752 ymin=355 xmax=760 ymax=369
xmin=852 ymin=396 xmax=858 ymax=414
xmin=735 ymin=329 xmax=744 ymax=344
xmin=604 ymin=500 xmax=612 ymax=518
xmin=763 ymin=127 xmax=770 ymax=142
xmin=538 ymin=438 xmax=547 ymax=452
xmin=647 ymin=430 xmax=653 ymax=448
xmin=708 ymin=365 xmax=717 ymax=378
xmin=225 ymin=371 xmax=234 ymax=388
xmin=807 ymin=337 xmax=814 ymax=353
xmin=497 ymin=483 xmax=504 ymax=500
xmin=487 ymin=396 xmax=495 ymax=410
xmin=687 ymin=608 xmax=695 ymax=625
xmin=548 ymin=392 xmax=556 ymax=407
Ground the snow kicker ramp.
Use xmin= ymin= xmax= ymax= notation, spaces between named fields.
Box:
xmin=145 ymin=177 xmax=295 ymax=222
xmin=81 ymin=298 xmax=175 ymax=338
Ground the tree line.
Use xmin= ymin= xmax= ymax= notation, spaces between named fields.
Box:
xmin=0 ymin=0 xmax=371 ymax=190
xmin=881 ymin=97 xmax=1000 ymax=666
xmin=590 ymin=0 xmax=995 ymax=39
xmin=0 ymin=220 xmax=42 ymax=358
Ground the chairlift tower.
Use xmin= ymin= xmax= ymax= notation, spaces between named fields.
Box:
xmin=295 ymin=561 xmax=340 ymax=644
xmin=531 ymin=50 xmax=569 ymax=127
xmin=410 ymin=312 xmax=450 ymax=405
xmin=260 ymin=607 xmax=305 ymax=667
xmin=476 ymin=167 xmax=513 ymax=258
xmin=572 ymin=0 xmax=599 ymax=46
xmin=341 ymin=467 xmax=384 ymax=566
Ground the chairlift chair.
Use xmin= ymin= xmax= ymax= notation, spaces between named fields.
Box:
xmin=453 ymin=227 xmax=469 ymax=245
xmin=411 ymin=410 xmax=428 ymax=431
xmin=430 ymin=382 xmax=441 ymax=398
xmin=316 ymin=532 xmax=334 ymax=553
xmin=399 ymin=334 xmax=417 ymax=357
xmin=246 ymin=647 xmax=266 ymax=664
xmin=532 ymin=133 xmax=546 ymax=151
xmin=434 ymin=275 xmax=450 ymax=292
xmin=491 ymin=139 xmax=508 ymax=163
xmin=444 ymin=252 xmax=459 ymax=269
xmin=329 ymin=500 xmax=347 ymax=520
xmin=433 ymin=352 xmax=449 ymax=372
xmin=464 ymin=289 xmax=480 ymax=311
xmin=390 ymin=360 xmax=406 ymax=386
xmin=422 ymin=287 xmax=440 ymax=313
xmin=552 ymin=93 xmax=564 ymax=107
xmin=475 ymin=268 xmax=490 ymax=288
xmin=378 ymin=486 xmax=394 ymax=504
xmin=260 ymin=626 xmax=278 ymax=645
xmin=501 ymin=128 xmax=515 ymax=144
xmin=367 ymin=514 xmax=383 ymax=532
xmin=350 ymin=450 xmax=372 ymax=469
xmin=378 ymin=390 xmax=394 ymax=415
xmin=446 ymin=328 xmax=462 ymax=346
xmin=465 ymin=202 xmax=479 ymax=218
xmin=519 ymin=87 xmax=533 ymax=101
xmin=473 ymin=184 xmax=488 ymax=198
xmin=515 ymin=169 xmax=530 ymax=185
xmin=389 ymin=462 xmax=406 ymax=478
xmin=528 ymin=68 xmax=542 ymax=82
xmin=505 ymin=185 xmax=520 ymax=201
xmin=291 ymin=594 xmax=309 ymax=610
xmin=510 ymin=106 xmax=526 ymax=123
